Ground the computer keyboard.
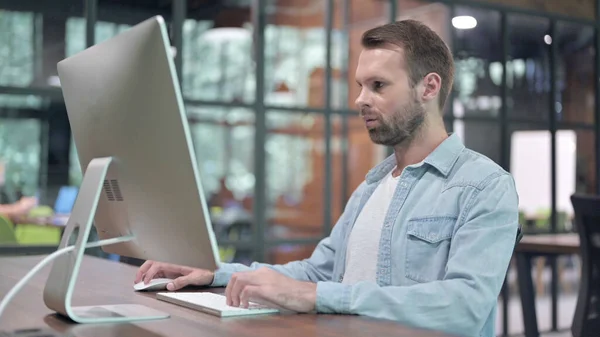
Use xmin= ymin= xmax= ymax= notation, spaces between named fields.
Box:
xmin=156 ymin=292 xmax=280 ymax=317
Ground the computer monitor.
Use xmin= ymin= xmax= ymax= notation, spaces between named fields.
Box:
xmin=53 ymin=186 xmax=78 ymax=214
xmin=42 ymin=16 xmax=221 ymax=324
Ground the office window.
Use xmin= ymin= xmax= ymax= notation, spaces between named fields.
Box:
xmin=450 ymin=7 xmax=502 ymax=167
xmin=265 ymin=111 xmax=350 ymax=243
xmin=265 ymin=110 xmax=307 ymax=242
xmin=65 ymin=18 xmax=85 ymax=57
xmin=265 ymin=120 xmax=314 ymax=205
xmin=454 ymin=121 xmax=501 ymax=164
xmin=96 ymin=21 xmax=131 ymax=44
xmin=509 ymin=123 xmax=552 ymax=232
xmin=556 ymin=22 xmax=595 ymax=125
xmin=68 ymin=0 xmax=170 ymax=57
xmin=0 ymin=95 xmax=44 ymax=110
xmin=66 ymin=17 xmax=132 ymax=57
xmin=452 ymin=7 xmax=501 ymax=119
xmin=508 ymin=14 xmax=550 ymax=122
xmin=188 ymin=106 xmax=255 ymax=261
xmin=182 ymin=19 xmax=254 ymax=103
xmin=188 ymin=106 xmax=255 ymax=205
xmin=552 ymin=129 xmax=594 ymax=232
xmin=264 ymin=2 xmax=346 ymax=109
xmin=265 ymin=25 xmax=344 ymax=108
xmin=0 ymin=10 xmax=35 ymax=88
xmin=554 ymin=21 xmax=596 ymax=221
xmin=183 ymin=20 xmax=344 ymax=107
xmin=0 ymin=119 xmax=41 ymax=201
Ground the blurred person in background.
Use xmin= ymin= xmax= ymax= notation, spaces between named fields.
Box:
xmin=0 ymin=196 xmax=37 ymax=220
xmin=0 ymin=161 xmax=37 ymax=220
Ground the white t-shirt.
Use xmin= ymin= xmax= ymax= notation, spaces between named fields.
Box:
xmin=342 ymin=169 xmax=399 ymax=284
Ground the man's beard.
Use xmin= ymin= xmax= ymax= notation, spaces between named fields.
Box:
xmin=367 ymin=99 xmax=426 ymax=147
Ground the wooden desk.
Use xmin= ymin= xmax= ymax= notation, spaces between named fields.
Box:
xmin=0 ymin=244 xmax=59 ymax=256
xmin=0 ymin=255 xmax=455 ymax=337
xmin=515 ymin=233 xmax=580 ymax=337
xmin=516 ymin=233 xmax=579 ymax=255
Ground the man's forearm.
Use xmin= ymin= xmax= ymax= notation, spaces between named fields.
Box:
xmin=210 ymin=260 xmax=325 ymax=287
xmin=210 ymin=262 xmax=262 ymax=287
xmin=210 ymin=236 xmax=336 ymax=287
xmin=0 ymin=204 xmax=26 ymax=220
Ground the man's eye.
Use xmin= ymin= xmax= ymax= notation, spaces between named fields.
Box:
xmin=373 ymin=81 xmax=384 ymax=90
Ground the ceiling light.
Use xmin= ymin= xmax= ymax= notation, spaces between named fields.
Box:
xmin=544 ymin=35 xmax=552 ymax=45
xmin=201 ymin=27 xmax=251 ymax=43
xmin=452 ymin=16 xmax=477 ymax=30
xmin=47 ymin=75 xmax=61 ymax=87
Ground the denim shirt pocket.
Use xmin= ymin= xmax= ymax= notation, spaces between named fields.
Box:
xmin=405 ymin=216 xmax=456 ymax=283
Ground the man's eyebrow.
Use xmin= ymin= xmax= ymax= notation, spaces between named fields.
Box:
xmin=356 ymin=76 xmax=389 ymax=84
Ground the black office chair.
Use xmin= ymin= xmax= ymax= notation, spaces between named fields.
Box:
xmin=570 ymin=194 xmax=600 ymax=337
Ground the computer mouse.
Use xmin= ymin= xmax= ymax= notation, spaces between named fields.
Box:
xmin=133 ymin=278 xmax=174 ymax=291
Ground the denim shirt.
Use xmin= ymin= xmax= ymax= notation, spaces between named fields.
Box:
xmin=211 ymin=133 xmax=519 ymax=337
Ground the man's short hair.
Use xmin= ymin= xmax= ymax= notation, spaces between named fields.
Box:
xmin=361 ymin=19 xmax=454 ymax=110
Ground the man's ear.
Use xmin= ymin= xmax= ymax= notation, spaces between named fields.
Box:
xmin=421 ymin=73 xmax=442 ymax=104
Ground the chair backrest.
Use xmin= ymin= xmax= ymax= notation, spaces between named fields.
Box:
xmin=570 ymin=194 xmax=600 ymax=337
xmin=0 ymin=215 xmax=17 ymax=244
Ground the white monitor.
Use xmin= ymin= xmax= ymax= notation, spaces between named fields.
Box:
xmin=42 ymin=16 xmax=221 ymax=324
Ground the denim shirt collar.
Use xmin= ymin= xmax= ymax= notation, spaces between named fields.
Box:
xmin=365 ymin=133 xmax=465 ymax=184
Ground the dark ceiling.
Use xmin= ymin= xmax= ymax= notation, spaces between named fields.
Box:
xmin=0 ymin=0 xmax=251 ymax=27
xmin=454 ymin=6 xmax=594 ymax=63
xmin=0 ymin=0 xmax=594 ymax=61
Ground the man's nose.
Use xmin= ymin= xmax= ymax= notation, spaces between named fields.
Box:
xmin=355 ymin=89 xmax=371 ymax=110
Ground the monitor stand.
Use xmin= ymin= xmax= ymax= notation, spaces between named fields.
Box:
xmin=42 ymin=157 xmax=170 ymax=324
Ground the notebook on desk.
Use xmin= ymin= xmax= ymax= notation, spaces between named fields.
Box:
xmin=156 ymin=292 xmax=280 ymax=318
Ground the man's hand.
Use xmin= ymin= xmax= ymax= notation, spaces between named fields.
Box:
xmin=134 ymin=260 xmax=214 ymax=291
xmin=18 ymin=196 xmax=38 ymax=211
xmin=225 ymin=267 xmax=317 ymax=313
xmin=14 ymin=196 xmax=37 ymax=216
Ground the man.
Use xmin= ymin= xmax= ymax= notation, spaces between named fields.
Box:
xmin=0 ymin=162 xmax=38 ymax=220
xmin=135 ymin=19 xmax=519 ymax=337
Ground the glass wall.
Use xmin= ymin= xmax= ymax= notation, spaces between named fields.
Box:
xmin=0 ymin=2 xmax=594 ymax=236
xmin=0 ymin=119 xmax=42 ymax=201
xmin=506 ymin=14 xmax=553 ymax=230
xmin=182 ymin=20 xmax=254 ymax=103
xmin=0 ymin=1 xmax=597 ymax=333
xmin=451 ymin=6 xmax=502 ymax=164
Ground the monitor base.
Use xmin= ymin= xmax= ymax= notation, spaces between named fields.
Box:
xmin=42 ymin=157 xmax=169 ymax=324
xmin=62 ymin=304 xmax=169 ymax=324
